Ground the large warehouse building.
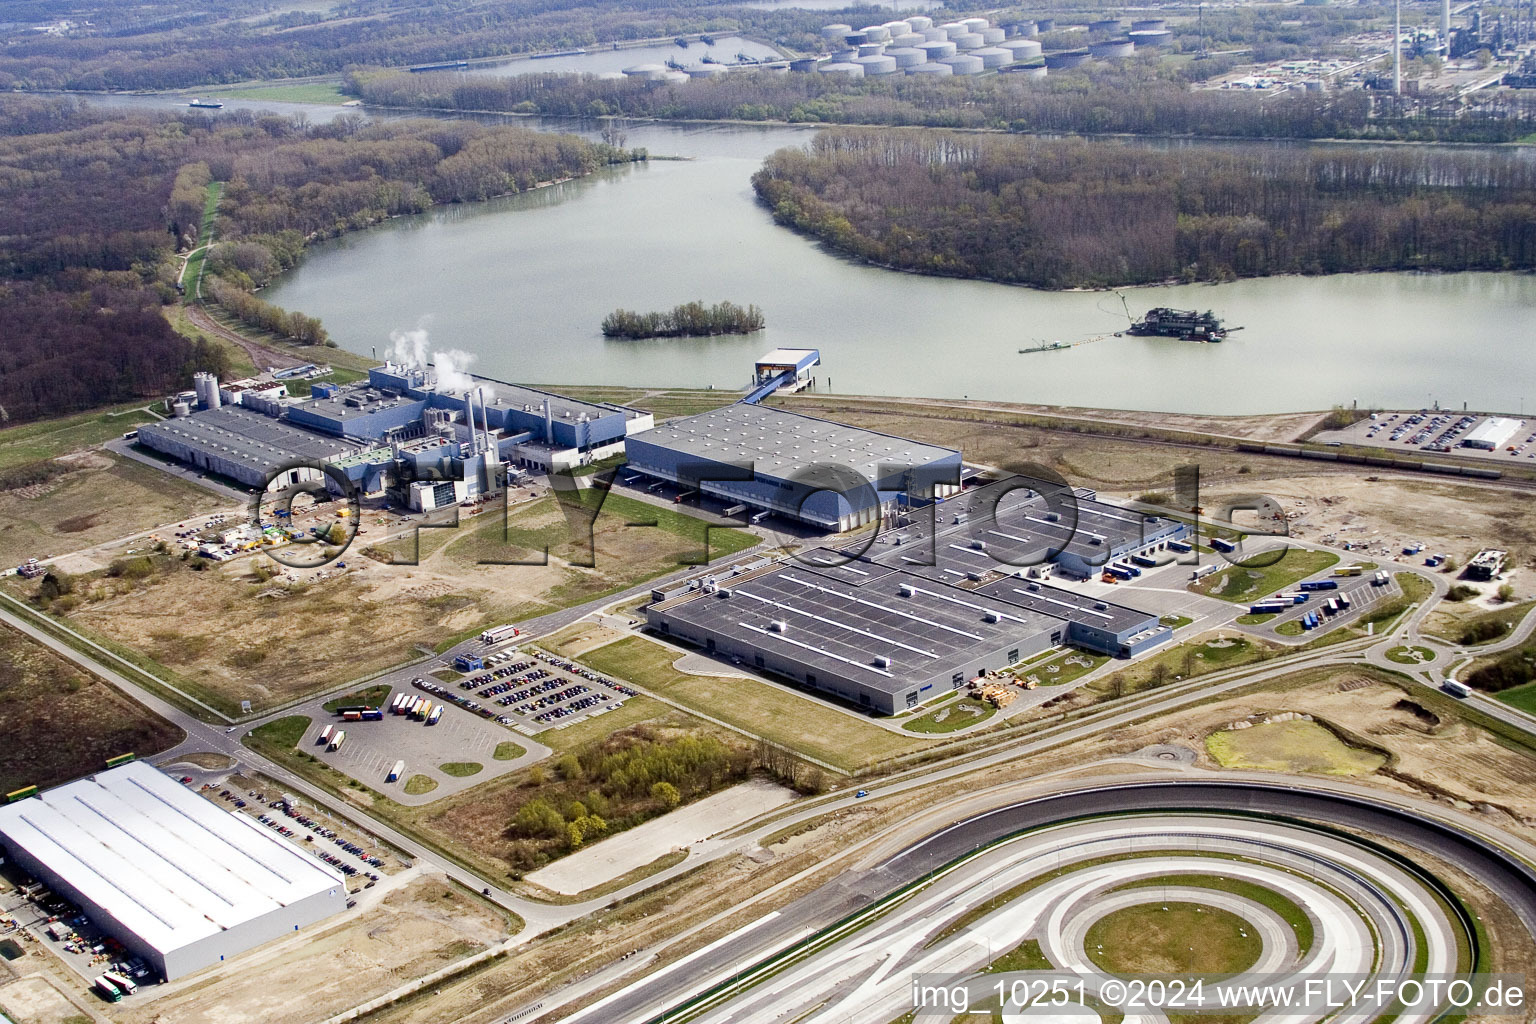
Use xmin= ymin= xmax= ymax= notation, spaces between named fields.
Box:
xmin=624 ymin=404 xmax=964 ymax=531
xmin=647 ymin=476 xmax=1185 ymax=713
xmin=0 ymin=763 xmax=346 ymax=980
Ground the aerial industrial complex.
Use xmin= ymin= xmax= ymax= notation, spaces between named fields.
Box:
xmin=648 ymin=477 xmax=1185 ymax=713
xmin=0 ymin=762 xmax=345 ymax=980
xmin=137 ymin=363 xmax=653 ymax=509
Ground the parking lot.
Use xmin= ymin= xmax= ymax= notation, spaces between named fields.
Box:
xmin=297 ymin=690 xmax=541 ymax=805
xmin=1313 ymin=410 xmax=1533 ymax=464
xmin=0 ymin=866 xmax=154 ymax=996
xmin=451 ymin=647 xmax=639 ymax=734
xmin=1234 ymin=569 xmax=1400 ymax=643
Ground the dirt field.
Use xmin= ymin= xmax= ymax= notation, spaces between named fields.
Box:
xmin=113 ymin=872 xmax=514 ymax=1024
xmin=0 ymin=975 xmax=91 ymax=1024
xmin=0 ymin=452 xmax=226 ymax=567
xmin=1205 ymin=718 xmax=1387 ymax=776
xmin=0 ymin=623 xmax=183 ymax=793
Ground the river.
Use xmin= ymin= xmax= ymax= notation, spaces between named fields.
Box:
xmin=255 ymin=118 xmax=1535 ymax=415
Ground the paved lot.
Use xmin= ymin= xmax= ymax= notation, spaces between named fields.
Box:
xmin=455 ymin=648 xmax=639 ymax=734
xmin=1235 ymin=571 xmax=1398 ymax=643
xmin=1312 ymin=410 xmax=1535 ymax=466
xmin=524 ymin=779 xmax=797 ymax=896
xmin=297 ymin=692 xmax=543 ymax=805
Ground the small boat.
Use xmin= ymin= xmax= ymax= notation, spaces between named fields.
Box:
xmin=187 ymin=98 xmax=224 ymax=109
xmin=1018 ymin=340 xmax=1069 ymax=354
xmin=1125 ymin=305 xmax=1235 ymax=342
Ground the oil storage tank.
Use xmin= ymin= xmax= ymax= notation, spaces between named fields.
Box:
xmin=1000 ymin=39 xmax=1043 ymax=60
xmin=1090 ymin=19 xmax=1123 ymax=33
xmin=885 ymin=46 xmax=926 ymax=69
xmin=919 ymin=40 xmax=957 ymax=60
xmin=940 ymin=53 xmax=985 ymax=74
xmin=1005 ymin=19 xmax=1039 ymax=37
xmin=858 ymin=42 xmax=886 ymax=56
xmin=1131 ymin=19 xmax=1168 ymax=31
xmin=1044 ymin=48 xmax=1090 ymax=69
xmin=904 ymin=15 xmax=934 ymax=32
xmin=789 ymin=57 xmax=820 ymax=72
xmin=892 ymin=32 xmax=926 ymax=46
xmin=859 ymin=24 xmax=891 ymax=41
xmin=981 ymin=27 xmax=1006 ymax=43
xmin=972 ymin=47 xmax=1011 ymax=68
xmin=820 ymin=61 xmax=864 ymax=77
xmin=939 ymin=21 xmax=968 ymax=38
xmin=1128 ymin=29 xmax=1171 ymax=46
xmin=855 ymin=53 xmax=899 ymax=74
xmin=952 ymin=32 xmax=985 ymax=49
xmin=821 ymin=23 xmax=852 ymax=42
xmin=687 ymin=64 xmax=727 ymax=77
xmin=1090 ymin=38 xmax=1135 ymax=58
xmin=962 ymin=17 xmax=991 ymax=32
xmin=622 ymin=63 xmax=667 ymax=80
xmin=909 ymin=61 xmax=954 ymax=76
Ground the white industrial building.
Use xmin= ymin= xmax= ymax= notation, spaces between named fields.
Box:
xmin=1462 ymin=417 xmax=1524 ymax=450
xmin=0 ymin=763 xmax=346 ymax=980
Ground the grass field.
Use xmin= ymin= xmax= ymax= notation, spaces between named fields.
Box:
xmin=1236 ymin=612 xmax=1276 ymax=625
xmin=1091 ymin=634 xmax=1274 ymax=698
xmin=1161 ymin=614 xmax=1193 ymax=630
xmin=252 ymin=715 xmax=311 ymax=751
xmin=182 ymin=181 xmax=222 ymax=300
xmin=323 ymin=685 xmax=392 ymax=713
xmin=1086 ymin=902 xmax=1262 ymax=975
xmin=1015 ymin=649 xmax=1108 ymax=687
xmin=439 ymin=762 xmax=483 ymax=777
xmin=493 ymin=742 xmax=525 ymax=761
xmin=405 ymin=775 xmax=438 ymax=795
xmin=577 ymin=637 xmax=927 ymax=770
xmin=1385 ymin=646 xmax=1436 ymax=664
xmin=1192 ymin=549 xmax=1339 ymax=604
xmin=1115 ymin=873 xmax=1314 ymax=953
xmin=1497 ymin=682 xmax=1536 ymax=715
xmin=203 ymin=82 xmax=351 ymax=104
xmin=1276 ymin=620 xmax=1304 ymax=636
xmin=1425 ymin=600 xmax=1536 ymax=646
xmin=0 ymin=405 xmax=159 ymax=473
xmin=1205 ymin=719 xmax=1385 ymax=776
xmin=0 ymin=452 xmax=226 ymax=567
xmin=0 ymin=624 xmax=183 ymax=794
xmin=987 ymin=939 xmax=1053 ymax=973
xmin=902 ymin=697 xmax=995 ymax=734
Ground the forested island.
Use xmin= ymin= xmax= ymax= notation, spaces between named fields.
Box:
xmin=0 ymin=98 xmax=637 ymax=424
xmin=602 ymin=301 xmax=765 ymax=339
xmin=750 ymin=130 xmax=1536 ymax=290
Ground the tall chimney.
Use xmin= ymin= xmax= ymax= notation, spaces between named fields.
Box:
xmin=542 ymin=398 xmax=553 ymax=445
xmin=1441 ymin=0 xmax=1451 ymax=44
xmin=1393 ymin=0 xmax=1402 ymax=95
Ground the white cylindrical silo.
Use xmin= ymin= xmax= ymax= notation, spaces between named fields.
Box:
xmin=882 ymin=20 xmax=911 ymax=37
xmin=832 ymin=47 xmax=858 ymax=61
xmin=686 ymin=64 xmax=727 ymax=77
xmin=819 ymin=61 xmax=864 ymax=77
xmin=921 ymin=27 xmax=947 ymax=41
xmin=1128 ymin=29 xmax=1171 ymax=47
xmin=842 ymin=30 xmax=868 ymax=46
xmin=660 ymin=70 xmax=690 ymax=84
xmin=952 ymin=32 xmax=984 ymax=49
xmin=940 ymin=53 xmax=984 ymax=74
xmin=1001 ymin=39 xmax=1043 ymax=60
xmin=859 ymin=24 xmax=890 ymax=41
xmin=972 ymin=46 xmax=1010 ymax=68
xmin=821 ymin=23 xmax=852 ymax=42
xmin=885 ymin=46 xmax=925 ymax=68
xmin=622 ymin=63 xmax=666 ymax=81
xmin=855 ymin=53 xmax=898 ymax=74
xmin=904 ymin=15 xmax=933 ymax=32
xmin=858 ymin=42 xmax=886 ymax=56
xmin=962 ymin=17 xmax=990 ymax=32
xmin=891 ymin=32 xmax=925 ymax=46
xmin=1089 ymin=38 xmax=1135 ymax=59
xmin=981 ymin=27 xmax=1006 ymax=43
xmin=789 ymin=57 xmax=820 ymax=72
xmin=1012 ymin=64 xmax=1047 ymax=78
xmin=918 ymin=40 xmax=956 ymax=60
xmin=939 ymin=22 xmax=968 ymax=39
xmin=909 ymin=61 xmax=953 ymax=76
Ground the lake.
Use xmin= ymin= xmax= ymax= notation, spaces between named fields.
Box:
xmin=251 ymin=118 xmax=1536 ymax=416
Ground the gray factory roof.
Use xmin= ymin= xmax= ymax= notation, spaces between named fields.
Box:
xmin=476 ymin=377 xmax=622 ymax=424
xmin=631 ymin=404 xmax=959 ymax=481
xmin=139 ymin=406 xmax=359 ymax=473
xmin=0 ymin=763 xmax=343 ymax=956
xmin=290 ymin=386 xmax=424 ymax=425
xmin=656 ymin=562 xmax=1061 ymax=694
xmin=870 ymin=477 xmax=1169 ymax=572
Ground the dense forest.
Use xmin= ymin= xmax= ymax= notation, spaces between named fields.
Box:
xmin=0 ymin=97 xmax=633 ymax=424
xmin=356 ymin=64 xmax=1536 ymax=144
xmin=749 ymin=129 xmax=1536 ymax=289
xmin=601 ymin=300 xmax=765 ymax=338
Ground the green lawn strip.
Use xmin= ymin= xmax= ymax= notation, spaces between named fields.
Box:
xmin=577 ymin=637 xmax=925 ymax=770
xmin=902 ymin=697 xmax=996 ymax=734
xmin=1191 ymin=549 xmax=1339 ymax=605
xmin=202 ymin=82 xmax=351 ymax=104
xmin=439 ymin=762 xmax=483 ymax=777
xmin=251 ymin=715 xmax=311 ymax=750
xmin=1161 ymin=614 xmax=1193 ymax=630
xmin=184 ymin=181 xmax=222 ymax=300
xmin=0 ymin=405 xmax=158 ymax=473
xmin=1384 ymin=646 xmax=1436 ymax=665
xmin=493 ymin=742 xmax=525 ymax=761
xmin=1015 ymin=650 xmax=1109 ymax=687
xmin=1276 ymin=620 xmax=1304 ymax=636
xmin=986 ymin=938 xmax=1053 ymax=972
xmin=1495 ymin=681 xmax=1536 ymax=715
xmin=322 ymin=685 xmax=391 ymax=713
xmin=405 ymin=774 xmax=438 ymax=795
xmin=1236 ymin=612 xmax=1276 ymax=625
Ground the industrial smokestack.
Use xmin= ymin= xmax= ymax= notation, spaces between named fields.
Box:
xmin=542 ymin=398 xmax=553 ymax=445
xmin=465 ymin=391 xmax=479 ymax=455
xmin=1441 ymin=0 xmax=1451 ymax=44
xmin=1393 ymin=0 xmax=1402 ymax=95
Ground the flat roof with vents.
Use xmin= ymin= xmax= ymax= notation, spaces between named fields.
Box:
xmin=137 ymin=406 xmax=360 ymax=477
xmin=629 ymin=404 xmax=959 ymax=483
xmin=0 ymin=762 xmax=345 ymax=978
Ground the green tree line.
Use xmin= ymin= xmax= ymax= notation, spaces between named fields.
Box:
xmin=602 ymin=300 xmax=765 ymax=339
xmin=749 ymin=129 xmax=1536 ymax=289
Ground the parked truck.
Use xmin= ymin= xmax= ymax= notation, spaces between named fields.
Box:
xmin=427 ymin=706 xmax=443 ymax=725
xmin=387 ymin=760 xmax=404 ymax=783
xmin=318 ymin=725 xmax=333 ymax=745
xmin=480 ymin=624 xmax=520 ymax=645
xmin=1210 ymin=537 xmax=1237 ymax=553
xmin=1299 ymin=579 xmax=1338 ymax=591
xmin=328 ymin=730 xmax=345 ymax=752
xmin=102 ymin=971 xmax=136 ymax=995
xmin=94 ymin=976 xmax=124 ymax=1002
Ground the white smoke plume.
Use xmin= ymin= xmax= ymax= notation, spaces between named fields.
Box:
xmin=387 ymin=325 xmax=494 ymax=403
xmin=388 ymin=325 xmax=430 ymax=369
xmin=433 ymin=349 xmax=477 ymax=396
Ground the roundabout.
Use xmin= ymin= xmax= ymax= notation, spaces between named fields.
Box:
xmin=647 ymin=782 xmax=1536 ymax=1024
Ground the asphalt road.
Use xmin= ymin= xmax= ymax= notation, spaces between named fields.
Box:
xmin=564 ymin=780 xmax=1536 ymax=1024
